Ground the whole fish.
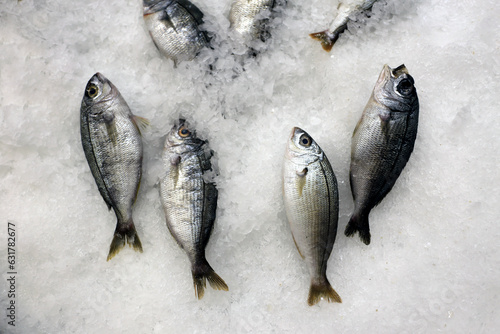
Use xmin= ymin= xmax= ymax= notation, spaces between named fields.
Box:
xmin=345 ymin=64 xmax=419 ymax=245
xmin=80 ymin=73 xmax=148 ymax=260
xmin=143 ymin=0 xmax=209 ymax=66
xmin=310 ymin=0 xmax=379 ymax=52
xmin=159 ymin=120 xmax=228 ymax=299
xmin=283 ymin=127 xmax=342 ymax=306
xmin=229 ymin=0 xmax=276 ymax=42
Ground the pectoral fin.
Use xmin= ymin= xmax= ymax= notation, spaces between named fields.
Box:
xmin=159 ymin=10 xmax=177 ymax=32
xmin=103 ymin=112 xmax=118 ymax=145
xmin=296 ymin=168 xmax=308 ymax=197
xmin=132 ymin=115 xmax=150 ymax=135
xmin=169 ymin=156 xmax=180 ymax=189
xmin=379 ymin=111 xmax=391 ymax=137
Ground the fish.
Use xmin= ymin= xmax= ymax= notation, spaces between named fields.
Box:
xmin=159 ymin=120 xmax=228 ymax=299
xmin=80 ymin=73 xmax=149 ymax=261
xmin=143 ymin=0 xmax=209 ymax=66
xmin=345 ymin=64 xmax=419 ymax=245
xmin=282 ymin=127 xmax=342 ymax=306
xmin=310 ymin=0 xmax=379 ymax=52
xmin=229 ymin=0 xmax=276 ymax=42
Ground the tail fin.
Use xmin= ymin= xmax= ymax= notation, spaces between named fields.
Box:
xmin=344 ymin=212 xmax=371 ymax=245
xmin=192 ymin=258 xmax=228 ymax=299
xmin=309 ymin=30 xmax=339 ymax=52
xmin=107 ymin=219 xmax=143 ymax=261
xmin=308 ymin=276 xmax=342 ymax=306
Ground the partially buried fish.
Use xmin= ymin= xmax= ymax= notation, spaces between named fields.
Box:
xmin=159 ymin=120 xmax=228 ymax=299
xmin=283 ymin=127 xmax=342 ymax=306
xmin=80 ymin=73 xmax=149 ymax=261
xmin=310 ymin=0 xmax=379 ymax=52
xmin=345 ymin=64 xmax=419 ymax=245
xmin=143 ymin=0 xmax=209 ymax=66
xmin=229 ymin=0 xmax=276 ymax=43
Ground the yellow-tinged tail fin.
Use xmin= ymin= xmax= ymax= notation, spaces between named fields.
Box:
xmin=107 ymin=219 xmax=143 ymax=261
xmin=192 ymin=258 xmax=228 ymax=299
xmin=309 ymin=30 xmax=339 ymax=52
xmin=308 ymin=276 xmax=342 ymax=306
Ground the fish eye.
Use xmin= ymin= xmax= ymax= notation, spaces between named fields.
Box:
xmin=396 ymin=79 xmax=413 ymax=95
xmin=178 ymin=126 xmax=190 ymax=138
xmin=299 ymin=134 xmax=312 ymax=147
xmin=86 ymin=84 xmax=99 ymax=98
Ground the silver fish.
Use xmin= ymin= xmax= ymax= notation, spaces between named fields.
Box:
xmin=143 ymin=0 xmax=209 ymax=66
xmin=283 ymin=127 xmax=342 ymax=306
xmin=310 ymin=0 xmax=379 ymax=52
xmin=229 ymin=0 xmax=276 ymax=42
xmin=80 ymin=73 xmax=148 ymax=261
xmin=345 ymin=64 xmax=419 ymax=245
xmin=159 ymin=120 xmax=228 ymax=299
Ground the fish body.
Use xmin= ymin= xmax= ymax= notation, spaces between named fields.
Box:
xmin=310 ymin=0 xmax=378 ymax=52
xmin=159 ymin=120 xmax=228 ymax=299
xmin=143 ymin=0 xmax=208 ymax=66
xmin=80 ymin=73 xmax=147 ymax=260
xmin=229 ymin=0 xmax=276 ymax=42
xmin=345 ymin=64 xmax=419 ymax=245
xmin=283 ymin=127 xmax=341 ymax=306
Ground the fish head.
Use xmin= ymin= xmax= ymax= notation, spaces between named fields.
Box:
xmin=81 ymin=73 xmax=115 ymax=111
xmin=374 ymin=64 xmax=418 ymax=112
xmin=165 ymin=119 xmax=205 ymax=154
xmin=285 ymin=127 xmax=323 ymax=165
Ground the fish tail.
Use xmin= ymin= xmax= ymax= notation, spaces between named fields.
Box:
xmin=308 ymin=275 xmax=342 ymax=306
xmin=344 ymin=212 xmax=371 ymax=245
xmin=107 ymin=219 xmax=143 ymax=261
xmin=309 ymin=30 xmax=339 ymax=52
xmin=191 ymin=258 xmax=228 ymax=299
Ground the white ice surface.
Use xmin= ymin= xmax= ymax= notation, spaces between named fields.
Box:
xmin=1 ymin=0 xmax=499 ymax=333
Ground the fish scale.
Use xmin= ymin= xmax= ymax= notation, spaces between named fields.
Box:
xmin=229 ymin=0 xmax=276 ymax=41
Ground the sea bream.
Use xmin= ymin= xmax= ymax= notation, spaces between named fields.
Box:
xmin=283 ymin=127 xmax=342 ymax=306
xmin=159 ymin=120 xmax=228 ymax=299
xmin=345 ymin=64 xmax=419 ymax=245
xmin=229 ymin=0 xmax=276 ymax=42
xmin=143 ymin=0 xmax=209 ymax=66
xmin=310 ymin=0 xmax=379 ymax=52
xmin=80 ymin=73 xmax=148 ymax=261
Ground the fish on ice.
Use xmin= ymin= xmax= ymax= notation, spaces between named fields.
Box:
xmin=310 ymin=0 xmax=379 ymax=52
xmin=229 ymin=0 xmax=277 ymax=43
xmin=159 ymin=120 xmax=228 ymax=299
xmin=80 ymin=73 xmax=149 ymax=261
xmin=143 ymin=0 xmax=209 ymax=66
xmin=283 ymin=127 xmax=342 ymax=306
xmin=345 ymin=64 xmax=419 ymax=245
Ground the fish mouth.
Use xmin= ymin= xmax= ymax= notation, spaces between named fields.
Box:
xmin=91 ymin=72 xmax=109 ymax=87
xmin=390 ymin=64 xmax=408 ymax=78
xmin=143 ymin=1 xmax=170 ymax=15
xmin=291 ymin=127 xmax=305 ymax=141
xmin=377 ymin=64 xmax=409 ymax=86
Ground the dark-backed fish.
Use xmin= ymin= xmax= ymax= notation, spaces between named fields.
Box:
xmin=345 ymin=64 xmax=419 ymax=245
xmin=159 ymin=120 xmax=228 ymax=299
xmin=143 ymin=0 xmax=209 ymax=66
xmin=80 ymin=73 xmax=148 ymax=260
